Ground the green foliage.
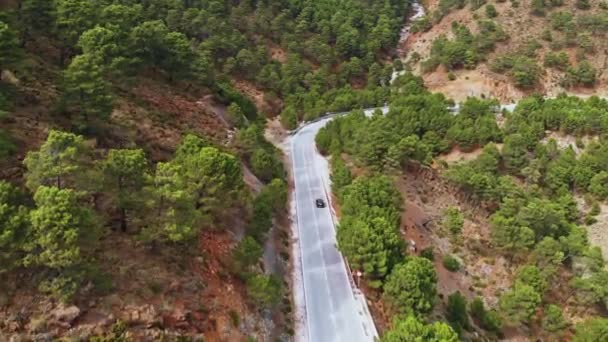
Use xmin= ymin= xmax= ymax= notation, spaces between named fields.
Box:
xmin=144 ymin=137 xmax=244 ymax=244
xmin=261 ymin=178 xmax=288 ymax=214
xmin=235 ymin=125 xmax=284 ymax=184
xmin=251 ymin=148 xmax=284 ymax=183
xmin=502 ymin=133 xmax=529 ymax=171
xmin=588 ymin=171 xmax=608 ymax=199
xmin=499 ymin=283 xmax=541 ymax=326
xmin=340 ymin=175 xmax=402 ymax=225
xmin=491 ymin=54 xmax=541 ymax=88
xmin=411 ymin=16 xmax=433 ymax=33
xmin=338 ymin=216 xmax=403 ymax=287
xmin=0 ymin=21 xmax=21 ymax=71
xmin=335 ymin=174 xmax=403 ymax=286
xmin=420 ymin=247 xmax=435 ymax=261
xmin=101 ymin=149 xmax=149 ymax=232
xmin=330 ymin=156 xmax=353 ymax=193
xmin=384 ymin=257 xmax=438 ymax=315
xmin=381 ymin=315 xmax=458 ymax=342
xmin=62 ymin=54 xmax=114 ymax=130
xmin=55 ymin=0 xmax=98 ymax=53
xmin=515 ymin=265 xmax=546 ymax=294
xmin=447 ymin=98 xmax=503 ymax=150
xmin=531 ymin=0 xmax=546 ymax=15
xmin=576 ymin=0 xmax=591 ymax=9
xmin=570 ymin=269 xmax=608 ymax=306
xmin=485 ymin=4 xmax=498 ymax=18
xmin=89 ymin=320 xmax=130 ymax=342
xmin=563 ymin=61 xmax=597 ymax=87
xmin=19 ymin=0 xmax=56 ymax=36
xmin=249 ymin=188 xmax=274 ymax=242
xmin=77 ymin=25 xmax=135 ymax=79
xmin=550 ymin=11 xmax=574 ymax=31
xmin=541 ymin=304 xmax=568 ymax=335
xmin=426 ymin=21 xmax=507 ymax=71
xmin=129 ymin=20 xmax=195 ymax=80
xmin=442 ymin=254 xmax=461 ymax=272
xmin=573 ymin=318 xmax=608 ymax=342
xmin=443 ymin=207 xmax=464 ymax=235
xmin=226 ymin=103 xmax=247 ymax=128
xmin=544 ymin=51 xmax=570 ymax=71
xmin=216 ymin=83 xmax=258 ymax=121
xmin=0 ymin=92 xmax=15 ymax=158
xmin=232 ymin=236 xmax=263 ymax=276
xmin=246 ymin=274 xmax=282 ymax=309
xmin=446 ymin=291 xmax=469 ymax=335
xmin=145 ymin=161 xmax=202 ymax=244
xmin=174 ymin=134 xmax=210 ymax=161
xmin=469 ymin=297 xmax=503 ymax=333
xmin=25 ymin=186 xmax=98 ymax=301
xmin=0 ymin=181 xmax=30 ymax=272
xmin=24 ymin=130 xmax=91 ymax=192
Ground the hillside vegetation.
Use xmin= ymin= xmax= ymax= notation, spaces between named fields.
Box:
xmin=404 ymin=0 xmax=608 ymax=101
xmin=318 ymin=73 xmax=608 ymax=340
xmin=0 ymin=0 xmax=415 ymax=339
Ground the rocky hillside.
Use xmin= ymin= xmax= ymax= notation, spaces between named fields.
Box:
xmin=403 ymin=0 xmax=608 ymax=102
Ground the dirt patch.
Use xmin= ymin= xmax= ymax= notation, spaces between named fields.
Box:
xmin=438 ymin=146 xmax=484 ymax=164
xmin=114 ymin=81 xmax=228 ymax=160
xmin=232 ymin=79 xmax=283 ymax=117
xmin=576 ymin=196 xmax=608 ymax=262
xmin=542 ymin=132 xmax=598 ymax=155
xmin=269 ymin=44 xmax=288 ymax=64
xmin=396 ymin=167 xmax=522 ymax=304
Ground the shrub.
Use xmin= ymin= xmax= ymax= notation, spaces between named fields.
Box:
xmin=576 ymin=0 xmax=591 ymax=9
xmin=411 ymin=16 xmax=433 ymax=33
xmin=531 ymin=0 xmax=545 ymax=15
xmin=544 ymin=51 xmax=570 ymax=71
xmin=447 ymin=291 xmax=470 ymax=335
xmin=485 ymin=4 xmax=498 ymax=17
xmin=563 ymin=61 xmax=596 ymax=87
xmin=443 ymin=254 xmax=461 ymax=271
xmin=247 ymin=274 xmax=282 ymax=308
xmin=470 ymin=297 xmax=503 ymax=333
xmin=492 ymin=54 xmax=541 ymax=88
xmin=420 ymin=247 xmax=435 ymax=261
xmin=550 ymin=12 xmax=573 ymax=31
xmin=229 ymin=310 xmax=240 ymax=327
xmin=443 ymin=207 xmax=464 ymax=234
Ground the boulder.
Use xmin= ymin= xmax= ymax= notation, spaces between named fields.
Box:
xmin=51 ymin=305 xmax=81 ymax=325
xmin=123 ymin=304 xmax=161 ymax=328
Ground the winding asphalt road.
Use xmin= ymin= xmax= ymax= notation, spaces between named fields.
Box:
xmin=290 ymin=116 xmax=378 ymax=342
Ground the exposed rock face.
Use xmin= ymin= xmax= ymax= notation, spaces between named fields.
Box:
xmin=122 ymin=304 xmax=161 ymax=328
xmin=51 ymin=305 xmax=80 ymax=325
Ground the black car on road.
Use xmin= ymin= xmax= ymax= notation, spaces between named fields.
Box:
xmin=315 ymin=198 xmax=326 ymax=208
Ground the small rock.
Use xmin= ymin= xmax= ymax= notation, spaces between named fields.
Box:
xmin=32 ymin=333 xmax=55 ymax=342
xmin=9 ymin=334 xmax=27 ymax=342
xmin=52 ymin=305 xmax=81 ymax=325
xmin=168 ymin=280 xmax=181 ymax=292
xmin=173 ymin=308 xmax=190 ymax=323
xmin=7 ymin=321 xmax=21 ymax=333
xmin=123 ymin=304 xmax=161 ymax=328
xmin=66 ymin=323 xmax=96 ymax=340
